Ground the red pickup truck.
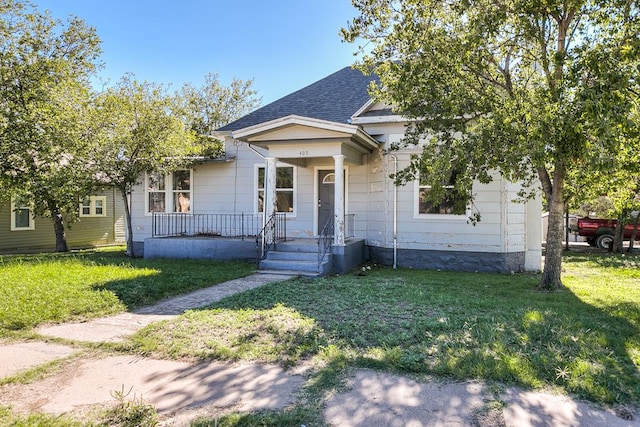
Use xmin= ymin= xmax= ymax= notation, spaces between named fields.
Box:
xmin=576 ymin=218 xmax=637 ymax=249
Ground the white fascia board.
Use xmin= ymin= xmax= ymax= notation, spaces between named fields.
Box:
xmin=350 ymin=115 xmax=408 ymax=125
xmin=352 ymin=112 xmax=480 ymax=126
xmin=211 ymin=130 xmax=231 ymax=138
xmin=354 ymin=127 xmax=383 ymax=150
xmin=351 ymin=99 xmax=376 ymax=120
xmin=231 ymin=115 xmax=360 ymax=140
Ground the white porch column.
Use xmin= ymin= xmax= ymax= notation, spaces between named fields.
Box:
xmin=333 ymin=154 xmax=345 ymax=246
xmin=264 ymin=157 xmax=278 ymax=220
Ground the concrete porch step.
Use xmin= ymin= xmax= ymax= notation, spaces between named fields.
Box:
xmin=274 ymin=240 xmax=321 ymax=253
xmin=258 ymin=238 xmax=336 ymax=276
xmin=266 ymin=251 xmax=321 ymax=262
xmin=259 ymin=258 xmax=324 ymax=273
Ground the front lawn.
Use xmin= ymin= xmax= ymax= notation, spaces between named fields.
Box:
xmin=0 ymin=247 xmax=255 ymax=335
xmin=132 ymin=251 xmax=640 ymax=409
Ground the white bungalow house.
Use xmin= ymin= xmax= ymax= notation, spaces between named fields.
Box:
xmin=128 ymin=66 xmax=542 ymax=275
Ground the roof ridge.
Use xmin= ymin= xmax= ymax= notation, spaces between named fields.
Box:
xmin=217 ymin=66 xmax=377 ymax=132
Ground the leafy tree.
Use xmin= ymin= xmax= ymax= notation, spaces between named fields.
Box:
xmin=602 ymin=110 xmax=640 ymax=253
xmin=342 ymin=0 xmax=640 ymax=289
xmin=179 ymin=73 xmax=261 ymax=157
xmin=0 ymin=0 xmax=101 ymax=251
xmin=568 ymin=103 xmax=640 ymax=252
xmin=92 ymin=75 xmax=194 ymax=256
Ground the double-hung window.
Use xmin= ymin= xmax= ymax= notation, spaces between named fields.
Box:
xmin=80 ymin=196 xmax=107 ymax=217
xmin=147 ymin=172 xmax=166 ymax=213
xmin=417 ymin=174 xmax=466 ymax=216
xmin=10 ymin=196 xmax=35 ymax=230
xmin=146 ymin=170 xmax=192 ymax=214
xmin=257 ymin=165 xmax=295 ymax=214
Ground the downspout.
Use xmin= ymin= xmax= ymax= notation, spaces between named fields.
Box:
xmin=390 ymin=155 xmax=398 ymax=269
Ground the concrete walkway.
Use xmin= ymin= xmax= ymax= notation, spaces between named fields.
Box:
xmin=1 ymin=272 xmax=638 ymax=426
xmin=36 ymin=273 xmax=293 ymax=343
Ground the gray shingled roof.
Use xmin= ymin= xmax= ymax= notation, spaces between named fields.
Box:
xmin=217 ymin=66 xmax=377 ymax=132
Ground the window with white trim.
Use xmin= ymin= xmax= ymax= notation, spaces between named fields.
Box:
xmin=10 ymin=196 xmax=35 ymax=230
xmin=146 ymin=170 xmax=192 ymax=214
xmin=417 ymin=174 xmax=466 ymax=216
xmin=80 ymin=196 xmax=107 ymax=217
xmin=257 ymin=165 xmax=295 ymax=214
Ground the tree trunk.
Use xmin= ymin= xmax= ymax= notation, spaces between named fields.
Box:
xmin=120 ymin=186 xmax=136 ymax=257
xmin=541 ymin=197 xmax=564 ymax=289
xmin=51 ymin=205 xmax=68 ymax=252
xmin=612 ymin=214 xmax=625 ymax=253
xmin=538 ymin=164 xmax=565 ymax=290
xmin=628 ymin=213 xmax=639 ymax=252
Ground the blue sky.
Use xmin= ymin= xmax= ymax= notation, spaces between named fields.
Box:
xmin=35 ymin=0 xmax=363 ymax=105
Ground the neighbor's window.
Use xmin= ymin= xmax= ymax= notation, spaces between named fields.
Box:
xmin=146 ymin=170 xmax=192 ymax=214
xmin=80 ymin=196 xmax=107 ymax=217
xmin=147 ymin=172 xmax=166 ymax=213
xmin=257 ymin=165 xmax=295 ymax=214
xmin=417 ymin=174 xmax=466 ymax=215
xmin=172 ymin=170 xmax=191 ymax=213
xmin=10 ymin=195 xmax=35 ymax=230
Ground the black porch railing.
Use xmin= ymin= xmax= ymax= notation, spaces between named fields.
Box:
xmin=318 ymin=214 xmax=356 ymax=272
xmin=257 ymin=213 xmax=287 ymax=261
xmin=152 ymin=213 xmax=265 ymax=239
xmin=318 ymin=217 xmax=334 ymax=271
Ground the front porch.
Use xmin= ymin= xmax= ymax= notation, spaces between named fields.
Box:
xmin=145 ymin=212 xmax=363 ymax=275
xmin=221 ymin=114 xmax=380 ymax=247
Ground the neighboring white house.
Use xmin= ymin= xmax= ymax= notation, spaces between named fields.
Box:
xmin=128 ymin=66 xmax=542 ymax=275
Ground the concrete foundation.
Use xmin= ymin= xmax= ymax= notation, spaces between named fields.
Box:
xmin=144 ymin=237 xmax=527 ymax=275
xmin=332 ymin=239 xmax=365 ymax=274
xmin=367 ymin=246 xmax=526 ymax=273
xmin=144 ymin=237 xmax=256 ymax=261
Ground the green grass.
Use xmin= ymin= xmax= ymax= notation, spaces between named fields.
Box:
xmin=3 ymin=249 xmax=639 ymax=425
xmin=0 ymin=406 xmax=83 ymax=427
xmin=0 ymin=247 xmax=255 ymax=336
xmin=131 ymin=251 xmax=640 ymax=411
xmin=133 ymin=303 xmax=320 ymax=367
xmin=1 ymin=392 xmax=160 ymax=427
xmin=190 ymin=406 xmax=317 ymax=427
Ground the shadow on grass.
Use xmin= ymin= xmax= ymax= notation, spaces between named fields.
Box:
xmin=0 ymin=248 xmax=255 ymax=332
xmin=61 ymin=250 xmax=255 ymax=310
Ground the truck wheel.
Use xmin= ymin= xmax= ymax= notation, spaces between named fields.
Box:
xmin=596 ymin=234 xmax=614 ymax=250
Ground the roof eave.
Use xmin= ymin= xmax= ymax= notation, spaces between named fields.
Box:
xmin=231 ymin=115 xmax=361 ymax=140
xmin=211 ymin=130 xmax=232 ymax=139
xmin=350 ymin=115 xmax=409 ymax=125
xmin=353 ymin=127 xmax=381 ymax=150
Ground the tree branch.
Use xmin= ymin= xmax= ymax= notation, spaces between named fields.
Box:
xmin=538 ymin=166 xmax=553 ymax=201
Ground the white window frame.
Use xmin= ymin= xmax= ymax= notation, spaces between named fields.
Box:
xmin=255 ymin=163 xmax=296 ymax=216
xmin=414 ymin=179 xmax=469 ymax=219
xmin=10 ymin=196 xmax=35 ymax=231
xmin=145 ymin=170 xmax=193 ymax=215
xmin=80 ymin=196 xmax=107 ymax=217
